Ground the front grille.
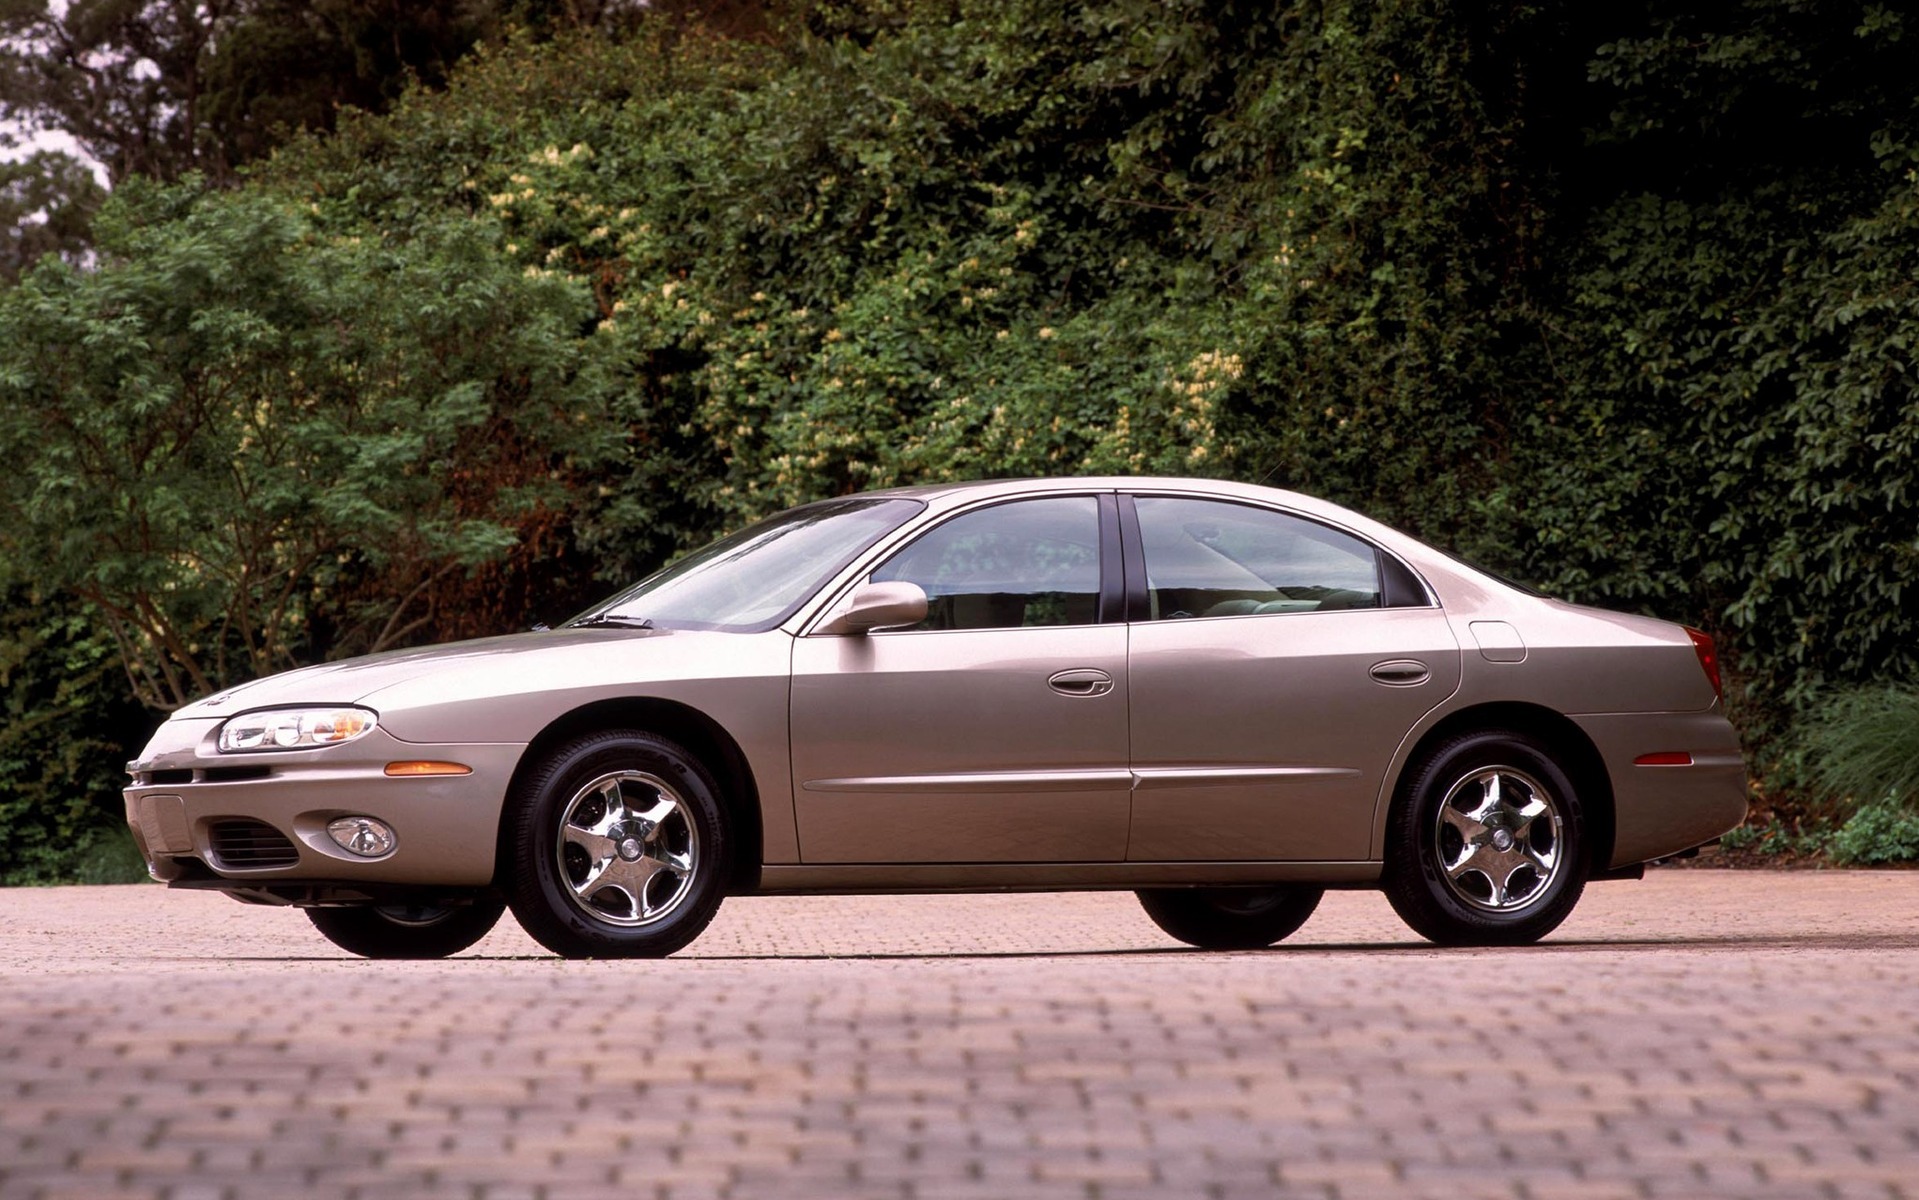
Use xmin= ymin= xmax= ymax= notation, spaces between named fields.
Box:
xmin=206 ymin=820 xmax=299 ymax=870
xmin=147 ymin=769 xmax=194 ymax=785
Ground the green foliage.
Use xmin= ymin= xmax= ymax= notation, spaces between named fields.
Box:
xmin=1 ymin=151 xmax=103 ymax=283
xmin=257 ymin=2 xmax=1544 ymax=574
xmin=0 ymin=0 xmax=634 ymax=187
xmin=0 ymin=179 xmax=615 ymax=709
xmin=1802 ymin=686 xmax=1919 ymax=810
xmin=0 ymin=584 xmax=151 ymax=885
xmin=1709 ymin=797 xmax=1919 ymax=867
xmin=1717 ymin=814 xmax=1834 ymax=860
xmin=1508 ymin=1 xmax=1919 ymax=721
xmin=1829 ymin=794 xmax=1919 ymax=866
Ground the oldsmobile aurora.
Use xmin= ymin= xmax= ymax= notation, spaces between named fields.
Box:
xmin=125 ymin=477 xmax=1747 ymax=958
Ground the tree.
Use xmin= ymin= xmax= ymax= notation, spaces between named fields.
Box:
xmin=0 ymin=149 xmax=103 ymax=281
xmin=0 ymin=179 xmax=615 ymax=709
xmin=0 ymin=0 xmax=666 ymax=277
xmin=0 ymin=0 xmax=671 ymax=187
xmin=0 ymin=0 xmax=240 ymax=184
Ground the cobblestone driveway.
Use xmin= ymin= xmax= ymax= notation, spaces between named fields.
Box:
xmin=2 ymin=872 xmax=1916 ymax=1199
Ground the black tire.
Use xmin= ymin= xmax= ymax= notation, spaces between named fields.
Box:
xmin=1136 ymin=885 xmax=1324 ymax=949
xmin=306 ymin=896 xmax=505 ymax=959
xmin=1383 ymin=729 xmax=1587 ymax=946
xmin=503 ymin=729 xmax=729 ymax=959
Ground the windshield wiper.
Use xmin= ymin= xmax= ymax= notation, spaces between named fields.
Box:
xmin=570 ymin=614 xmax=655 ymax=630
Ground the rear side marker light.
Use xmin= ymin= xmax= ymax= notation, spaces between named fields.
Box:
xmin=384 ymin=761 xmax=472 ymax=777
xmin=1635 ymin=752 xmax=1695 ymax=767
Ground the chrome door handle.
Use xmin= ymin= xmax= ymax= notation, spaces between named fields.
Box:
xmin=1369 ymin=659 xmax=1430 ymax=687
xmin=1048 ymin=668 xmax=1114 ymax=697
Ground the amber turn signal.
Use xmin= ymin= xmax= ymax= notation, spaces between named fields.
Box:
xmin=383 ymin=761 xmax=473 ymax=777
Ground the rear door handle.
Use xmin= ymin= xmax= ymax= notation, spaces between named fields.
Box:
xmin=1048 ymin=668 xmax=1114 ymax=697
xmin=1369 ymin=659 xmax=1430 ymax=687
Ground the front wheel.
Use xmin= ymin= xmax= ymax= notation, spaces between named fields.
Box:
xmin=503 ymin=729 xmax=730 ymax=959
xmin=1136 ymin=885 xmax=1324 ymax=949
xmin=306 ymin=896 xmax=505 ymax=959
xmin=1383 ymin=730 xmax=1587 ymax=946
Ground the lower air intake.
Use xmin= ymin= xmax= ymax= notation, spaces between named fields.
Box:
xmin=207 ymin=819 xmax=300 ymax=870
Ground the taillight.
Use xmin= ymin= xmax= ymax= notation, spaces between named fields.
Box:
xmin=1685 ymin=627 xmax=1722 ymax=703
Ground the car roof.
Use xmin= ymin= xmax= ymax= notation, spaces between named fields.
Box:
xmin=861 ymin=475 xmax=1302 ymax=502
xmin=857 ymin=475 xmax=1370 ymax=529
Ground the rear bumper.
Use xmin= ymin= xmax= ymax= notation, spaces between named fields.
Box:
xmin=1571 ymin=709 xmax=1748 ymax=868
xmin=123 ymin=718 xmax=523 ymax=888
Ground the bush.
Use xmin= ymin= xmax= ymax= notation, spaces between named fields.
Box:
xmin=1830 ymin=795 xmax=1919 ymax=867
xmin=63 ymin=826 xmax=153 ymax=887
xmin=0 ymin=586 xmax=153 ymax=885
xmin=1717 ymin=814 xmax=1832 ymax=861
xmin=1798 ymin=685 xmax=1919 ymax=865
xmin=1803 ymin=686 xmax=1919 ymax=810
xmin=0 ymin=180 xmax=619 ymax=710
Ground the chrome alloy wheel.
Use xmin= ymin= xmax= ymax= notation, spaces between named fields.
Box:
xmin=555 ymin=770 xmax=699 ymax=926
xmin=1433 ymin=766 xmax=1564 ymax=913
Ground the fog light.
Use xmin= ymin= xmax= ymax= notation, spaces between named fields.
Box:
xmin=326 ymin=816 xmax=396 ymax=857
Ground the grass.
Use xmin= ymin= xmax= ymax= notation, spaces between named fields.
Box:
xmin=1801 ymin=686 xmax=1919 ymax=806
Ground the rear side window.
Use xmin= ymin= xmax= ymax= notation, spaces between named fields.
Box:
xmin=1133 ymin=497 xmax=1390 ymax=620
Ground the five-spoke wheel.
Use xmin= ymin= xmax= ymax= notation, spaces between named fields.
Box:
xmin=505 ymin=730 xmax=729 ymax=958
xmin=1384 ymin=730 xmax=1586 ymax=945
xmin=1432 ymin=767 xmax=1564 ymax=913
xmin=556 ymin=771 xmax=700 ymax=926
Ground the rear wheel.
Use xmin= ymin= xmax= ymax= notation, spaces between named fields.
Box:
xmin=1136 ymin=885 xmax=1324 ymax=949
xmin=306 ymin=896 xmax=505 ymax=959
xmin=504 ymin=730 xmax=729 ymax=959
xmin=1383 ymin=729 xmax=1587 ymax=946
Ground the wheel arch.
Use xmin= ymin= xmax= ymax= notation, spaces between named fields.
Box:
xmin=497 ymin=697 xmax=764 ymax=893
xmin=1383 ymin=702 xmax=1616 ymax=872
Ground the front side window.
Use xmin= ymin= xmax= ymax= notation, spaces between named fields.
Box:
xmin=870 ymin=497 xmax=1101 ymax=631
xmin=1134 ymin=496 xmax=1382 ymax=620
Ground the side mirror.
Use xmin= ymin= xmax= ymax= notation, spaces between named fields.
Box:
xmin=815 ymin=581 xmax=928 ymax=636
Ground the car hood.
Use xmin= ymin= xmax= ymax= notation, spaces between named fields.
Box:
xmin=172 ymin=627 xmax=672 ymax=718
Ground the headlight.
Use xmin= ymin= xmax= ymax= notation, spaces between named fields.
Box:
xmin=217 ymin=707 xmax=378 ymax=753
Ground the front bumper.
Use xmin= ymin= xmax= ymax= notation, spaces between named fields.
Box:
xmin=123 ymin=718 xmax=525 ymax=888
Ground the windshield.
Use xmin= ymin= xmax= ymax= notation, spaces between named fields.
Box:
xmin=570 ymin=497 xmax=924 ymax=633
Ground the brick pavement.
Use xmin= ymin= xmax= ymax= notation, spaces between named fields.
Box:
xmin=1 ymin=872 xmax=1916 ymax=1199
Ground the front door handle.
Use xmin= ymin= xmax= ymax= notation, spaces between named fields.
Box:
xmin=1369 ymin=659 xmax=1431 ymax=687
xmin=1048 ymin=668 xmax=1114 ymax=697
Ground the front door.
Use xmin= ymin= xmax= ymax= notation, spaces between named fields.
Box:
xmin=790 ymin=495 xmax=1132 ymax=863
xmin=1121 ymin=494 xmax=1461 ymax=862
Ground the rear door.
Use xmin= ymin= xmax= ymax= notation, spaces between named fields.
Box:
xmin=1121 ymin=493 xmax=1460 ymax=862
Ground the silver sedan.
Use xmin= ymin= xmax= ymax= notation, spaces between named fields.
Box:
xmin=124 ymin=477 xmax=1747 ymax=957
